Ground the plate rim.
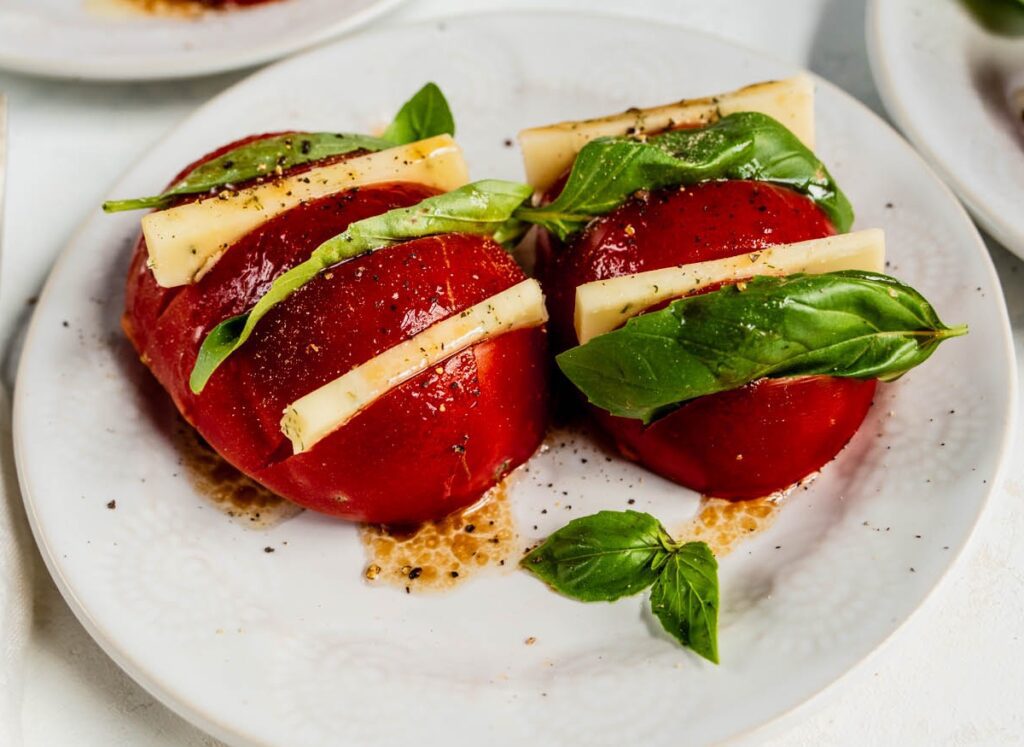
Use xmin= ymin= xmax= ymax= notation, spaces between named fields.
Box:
xmin=865 ymin=0 xmax=1024 ymax=258
xmin=0 ymin=0 xmax=405 ymax=81
xmin=11 ymin=9 xmax=1021 ymax=745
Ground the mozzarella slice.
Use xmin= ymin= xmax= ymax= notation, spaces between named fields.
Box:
xmin=143 ymin=135 xmax=469 ymax=288
xmin=519 ymin=75 xmax=815 ymax=193
xmin=574 ymin=229 xmax=885 ymax=344
xmin=280 ymin=279 xmax=547 ymax=455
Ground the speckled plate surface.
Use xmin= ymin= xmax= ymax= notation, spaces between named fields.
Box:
xmin=0 ymin=0 xmax=403 ymax=80
xmin=868 ymin=0 xmax=1024 ymax=259
xmin=13 ymin=12 xmax=1017 ymax=747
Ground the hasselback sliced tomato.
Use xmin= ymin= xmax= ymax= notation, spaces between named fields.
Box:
xmin=124 ymin=137 xmax=548 ymax=523
xmin=540 ymin=179 xmax=875 ymax=499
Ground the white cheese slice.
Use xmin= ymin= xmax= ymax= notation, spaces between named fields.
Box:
xmin=143 ymin=135 xmax=469 ymax=288
xmin=280 ymin=279 xmax=547 ymax=455
xmin=519 ymin=75 xmax=815 ymax=193
xmin=574 ymin=228 xmax=885 ymax=344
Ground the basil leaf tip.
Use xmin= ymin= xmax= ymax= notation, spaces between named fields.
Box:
xmin=381 ymin=81 xmax=456 ymax=145
xmin=557 ymin=271 xmax=967 ymax=423
xmin=189 ymin=179 xmax=533 ymax=393
xmin=514 ymin=112 xmax=853 ymax=240
xmin=522 ymin=509 xmax=719 ymax=663
xmin=650 ymin=543 xmax=719 ymax=664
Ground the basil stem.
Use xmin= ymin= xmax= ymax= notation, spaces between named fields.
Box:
xmin=556 ymin=271 xmax=967 ymax=424
xmin=189 ymin=179 xmax=533 ymax=393
xmin=514 ymin=112 xmax=853 ymax=240
xmin=103 ymin=82 xmax=455 ymax=213
xmin=522 ymin=510 xmax=720 ymax=663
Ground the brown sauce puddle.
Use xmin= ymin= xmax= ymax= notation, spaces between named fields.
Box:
xmin=674 ymin=474 xmax=817 ymax=556
xmin=360 ymin=480 xmax=519 ymax=594
xmin=173 ymin=419 xmax=302 ymax=528
xmin=675 ymin=495 xmax=783 ymax=557
xmin=86 ymin=0 xmax=279 ymax=18
xmin=174 ymin=412 xmax=787 ymax=578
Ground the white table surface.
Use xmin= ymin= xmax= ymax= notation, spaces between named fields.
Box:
xmin=1 ymin=0 xmax=1021 ymax=744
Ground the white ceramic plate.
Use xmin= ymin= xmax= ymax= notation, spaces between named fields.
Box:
xmin=868 ymin=0 xmax=1024 ymax=259
xmin=13 ymin=12 xmax=1017 ymax=747
xmin=0 ymin=0 xmax=403 ymax=80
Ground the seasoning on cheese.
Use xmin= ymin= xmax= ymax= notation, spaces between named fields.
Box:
xmin=574 ymin=228 xmax=885 ymax=343
xmin=519 ymin=75 xmax=815 ymax=193
xmin=144 ymin=135 xmax=468 ymax=287
xmin=281 ymin=279 xmax=547 ymax=454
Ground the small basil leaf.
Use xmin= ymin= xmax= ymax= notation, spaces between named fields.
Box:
xmin=514 ymin=112 xmax=853 ymax=240
xmin=189 ymin=179 xmax=533 ymax=393
xmin=520 ymin=510 xmax=673 ymax=602
xmin=380 ymin=82 xmax=456 ymax=145
xmin=102 ymin=132 xmax=392 ymax=213
xmin=961 ymin=0 xmax=1024 ymax=34
xmin=650 ymin=542 xmax=719 ymax=664
xmin=556 ymin=271 xmax=967 ymax=423
xmin=103 ymin=82 xmax=455 ymax=213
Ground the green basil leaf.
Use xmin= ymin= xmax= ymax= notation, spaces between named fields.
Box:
xmin=522 ymin=511 xmax=722 ymax=662
xmin=380 ymin=82 xmax=456 ymax=145
xmin=521 ymin=510 xmax=674 ymax=601
xmin=514 ymin=112 xmax=853 ymax=240
xmin=961 ymin=0 xmax=1024 ymax=34
xmin=556 ymin=271 xmax=967 ymax=423
xmin=650 ymin=542 xmax=719 ymax=664
xmin=189 ymin=179 xmax=533 ymax=393
xmin=102 ymin=132 xmax=392 ymax=213
xmin=103 ymin=82 xmax=455 ymax=213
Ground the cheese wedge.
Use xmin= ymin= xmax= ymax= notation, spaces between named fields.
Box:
xmin=574 ymin=229 xmax=885 ymax=344
xmin=519 ymin=75 xmax=815 ymax=193
xmin=281 ymin=279 xmax=547 ymax=455
xmin=143 ymin=135 xmax=469 ymax=288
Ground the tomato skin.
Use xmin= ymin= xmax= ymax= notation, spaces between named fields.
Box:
xmin=124 ymin=138 xmax=548 ymax=523
xmin=594 ymin=377 xmax=876 ymax=498
xmin=255 ymin=326 xmax=547 ymax=523
xmin=123 ymin=131 xmax=363 ymax=352
xmin=539 ymin=179 xmax=839 ymax=350
xmin=541 ymin=179 xmax=875 ymax=499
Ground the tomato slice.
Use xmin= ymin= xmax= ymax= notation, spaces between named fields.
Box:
xmin=124 ymin=137 xmax=548 ymax=523
xmin=594 ymin=376 xmax=876 ymax=499
xmin=542 ymin=179 xmax=875 ymax=499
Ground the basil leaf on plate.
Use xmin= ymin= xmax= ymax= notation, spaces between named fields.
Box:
xmin=521 ymin=510 xmax=673 ymax=601
xmin=380 ymin=81 xmax=456 ymax=145
xmin=514 ymin=112 xmax=853 ymax=240
xmin=190 ymin=179 xmax=533 ymax=393
xmin=522 ymin=509 xmax=721 ymax=662
xmin=649 ymin=543 xmax=719 ymax=664
xmin=556 ymin=271 xmax=967 ymax=423
xmin=103 ymin=82 xmax=455 ymax=213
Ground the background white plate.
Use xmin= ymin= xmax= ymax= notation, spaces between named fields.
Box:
xmin=12 ymin=13 xmax=1017 ymax=747
xmin=0 ymin=0 xmax=403 ymax=80
xmin=868 ymin=0 xmax=1024 ymax=259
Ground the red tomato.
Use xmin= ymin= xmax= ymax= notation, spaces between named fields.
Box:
xmin=541 ymin=179 xmax=876 ymax=499
xmin=124 ymin=138 xmax=548 ymax=523
xmin=593 ymin=377 xmax=876 ymax=499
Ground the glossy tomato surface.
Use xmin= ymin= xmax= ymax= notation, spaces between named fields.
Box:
xmin=125 ymin=139 xmax=547 ymax=523
xmin=541 ymin=179 xmax=875 ymax=499
xmin=594 ymin=377 xmax=876 ymax=499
